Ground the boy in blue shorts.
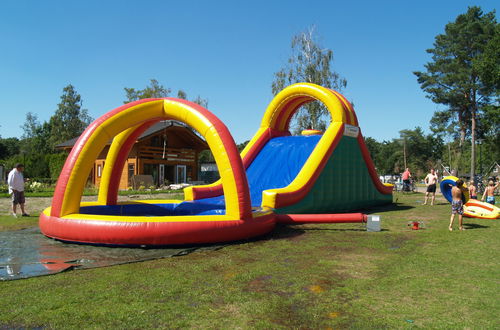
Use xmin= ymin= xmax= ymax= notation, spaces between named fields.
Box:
xmin=481 ymin=180 xmax=499 ymax=205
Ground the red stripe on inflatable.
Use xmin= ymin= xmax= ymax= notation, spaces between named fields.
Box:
xmin=357 ymin=132 xmax=393 ymax=195
xmin=51 ymin=98 xmax=162 ymax=217
xmin=40 ymin=212 xmax=275 ymax=246
xmin=242 ymin=128 xmax=273 ymax=168
xmin=106 ymin=120 xmax=159 ymax=205
xmin=328 ymin=89 xmax=358 ymax=126
xmin=276 ymin=213 xmax=366 ymax=224
xmin=274 ymin=123 xmax=345 ymax=208
xmin=276 ymin=96 xmax=311 ymax=131
xmin=465 ymin=201 xmax=494 ymax=212
xmin=282 ymin=99 xmax=314 ymax=131
xmin=190 ymin=184 xmax=224 ymax=200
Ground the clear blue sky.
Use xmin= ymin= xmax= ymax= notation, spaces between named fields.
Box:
xmin=0 ymin=0 xmax=497 ymax=144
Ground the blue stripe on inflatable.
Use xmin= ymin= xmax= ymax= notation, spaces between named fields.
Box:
xmin=80 ymin=201 xmax=226 ymax=216
xmin=440 ymin=178 xmax=468 ymax=204
xmin=440 ymin=179 xmax=456 ymax=203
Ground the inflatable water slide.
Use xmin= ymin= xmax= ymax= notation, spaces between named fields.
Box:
xmin=40 ymin=83 xmax=393 ymax=246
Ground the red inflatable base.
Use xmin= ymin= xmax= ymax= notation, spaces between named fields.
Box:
xmin=276 ymin=213 xmax=367 ymax=224
xmin=39 ymin=213 xmax=276 ymax=246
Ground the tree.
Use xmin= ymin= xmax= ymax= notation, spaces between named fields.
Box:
xmin=398 ymin=127 xmax=444 ymax=176
xmin=124 ymin=79 xmax=171 ymax=103
xmin=475 ymin=24 xmax=500 ymax=90
xmin=237 ymin=140 xmax=249 ymax=152
xmin=124 ymin=80 xmax=209 ymax=108
xmin=49 ymin=85 xmax=93 ymax=148
xmin=192 ymin=95 xmax=208 ymax=108
xmin=272 ymin=26 xmax=347 ymax=132
xmin=0 ymin=137 xmax=20 ymax=160
xmin=364 ymin=137 xmax=380 ymax=164
xmin=198 ymin=150 xmax=214 ymax=163
xmin=21 ymin=112 xmax=41 ymax=140
xmin=21 ymin=112 xmax=52 ymax=155
xmin=177 ymin=90 xmax=187 ymax=100
xmin=364 ymin=128 xmax=444 ymax=178
xmin=414 ymin=6 xmax=498 ymax=179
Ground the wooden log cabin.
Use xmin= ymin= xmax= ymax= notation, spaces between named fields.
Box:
xmin=56 ymin=121 xmax=209 ymax=189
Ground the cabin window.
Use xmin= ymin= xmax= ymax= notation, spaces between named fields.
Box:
xmin=151 ymin=136 xmax=160 ymax=147
xmin=151 ymin=135 xmax=167 ymax=148
xmin=128 ymin=163 xmax=135 ymax=178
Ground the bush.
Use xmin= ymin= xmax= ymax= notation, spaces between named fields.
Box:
xmin=48 ymin=153 xmax=68 ymax=179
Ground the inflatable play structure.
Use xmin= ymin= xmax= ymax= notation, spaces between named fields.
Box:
xmin=440 ymin=176 xmax=499 ymax=219
xmin=39 ymin=83 xmax=393 ymax=246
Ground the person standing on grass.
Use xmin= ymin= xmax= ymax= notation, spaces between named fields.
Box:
xmin=481 ymin=180 xmax=499 ymax=205
xmin=402 ymin=168 xmax=411 ymax=192
xmin=7 ymin=163 xmax=29 ymax=218
xmin=449 ymin=179 xmax=466 ymax=231
xmin=468 ymin=180 xmax=477 ymax=200
xmin=423 ymin=168 xmax=438 ymax=205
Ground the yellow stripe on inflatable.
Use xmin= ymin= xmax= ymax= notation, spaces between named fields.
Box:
xmin=98 ymin=124 xmax=144 ymax=204
xmin=262 ymin=122 xmax=343 ymax=208
xmin=261 ymin=83 xmax=348 ymax=129
xmin=60 ymin=100 xmax=165 ymax=216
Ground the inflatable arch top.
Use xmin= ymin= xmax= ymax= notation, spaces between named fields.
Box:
xmin=50 ymin=98 xmax=253 ymax=220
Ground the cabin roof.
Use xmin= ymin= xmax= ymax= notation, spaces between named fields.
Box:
xmin=55 ymin=120 xmax=208 ymax=149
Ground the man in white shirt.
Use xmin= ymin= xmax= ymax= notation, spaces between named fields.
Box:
xmin=7 ymin=163 xmax=29 ymax=217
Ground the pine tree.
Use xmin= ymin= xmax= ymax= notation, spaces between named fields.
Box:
xmin=414 ymin=6 xmax=498 ymax=178
xmin=49 ymin=84 xmax=93 ymax=148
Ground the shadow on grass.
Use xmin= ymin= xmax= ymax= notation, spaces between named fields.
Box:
xmin=363 ymin=203 xmax=415 ymax=214
xmin=265 ymin=225 xmax=306 ymax=240
xmin=298 ymin=227 xmax=367 ymax=232
xmin=463 ymin=223 xmax=490 ymax=230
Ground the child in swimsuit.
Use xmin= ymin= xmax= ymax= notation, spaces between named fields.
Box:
xmin=449 ymin=179 xmax=466 ymax=231
xmin=481 ymin=180 xmax=499 ymax=205
xmin=468 ymin=180 xmax=477 ymax=199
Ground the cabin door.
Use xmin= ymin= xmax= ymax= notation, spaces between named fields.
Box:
xmin=159 ymin=164 xmax=165 ymax=186
xmin=175 ymin=165 xmax=187 ymax=184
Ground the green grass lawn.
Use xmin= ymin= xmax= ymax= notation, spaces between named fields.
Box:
xmin=0 ymin=192 xmax=499 ymax=328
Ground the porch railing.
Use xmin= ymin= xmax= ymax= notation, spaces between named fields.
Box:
xmin=138 ymin=146 xmax=195 ymax=162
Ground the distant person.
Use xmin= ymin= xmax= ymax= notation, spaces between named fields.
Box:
xmin=7 ymin=163 xmax=29 ymax=218
xmin=402 ymin=168 xmax=411 ymax=192
xmin=449 ymin=179 xmax=466 ymax=231
xmin=423 ymin=168 xmax=438 ymax=205
xmin=468 ymin=180 xmax=477 ymax=200
xmin=481 ymin=180 xmax=499 ymax=205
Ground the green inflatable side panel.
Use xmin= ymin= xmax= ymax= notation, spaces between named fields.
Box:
xmin=275 ymin=136 xmax=392 ymax=214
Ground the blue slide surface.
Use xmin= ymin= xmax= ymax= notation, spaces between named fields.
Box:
xmin=246 ymin=135 xmax=321 ymax=206
xmin=173 ymin=135 xmax=322 ymax=212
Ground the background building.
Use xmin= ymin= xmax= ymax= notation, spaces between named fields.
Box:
xmin=57 ymin=121 xmax=209 ymax=189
